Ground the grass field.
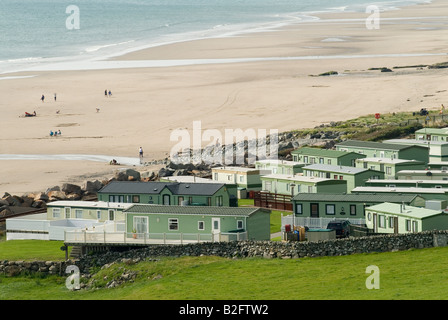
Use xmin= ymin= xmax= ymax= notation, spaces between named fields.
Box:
xmin=1 ymin=238 xmax=448 ymax=300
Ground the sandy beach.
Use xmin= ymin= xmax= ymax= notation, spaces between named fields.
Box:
xmin=1 ymin=0 xmax=448 ymax=195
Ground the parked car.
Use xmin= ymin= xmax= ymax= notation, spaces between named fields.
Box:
xmin=326 ymin=220 xmax=351 ymax=238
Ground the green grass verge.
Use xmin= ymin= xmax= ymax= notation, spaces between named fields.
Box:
xmin=1 ymin=246 xmax=448 ymax=300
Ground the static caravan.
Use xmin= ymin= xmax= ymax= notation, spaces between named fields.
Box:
xmin=291 ymin=193 xmax=425 ymax=219
xmin=98 ymin=181 xmax=236 ymax=207
xmin=290 ymin=147 xmax=366 ymax=167
xmin=260 ymin=174 xmax=347 ymax=196
xmin=211 ymin=166 xmax=266 ymax=194
xmin=302 ymin=164 xmax=384 ymax=193
xmin=365 ymin=202 xmax=448 ymax=234
xmin=335 ymin=140 xmax=429 ymax=163
xmin=352 ymin=186 xmax=448 ymax=201
xmin=385 ymin=138 xmax=448 ymax=163
xmin=47 ymin=200 xmax=132 ymax=222
xmin=355 ymin=158 xmax=425 ymax=180
xmin=124 ymin=205 xmax=271 ymax=242
xmin=255 ymin=159 xmax=305 ymax=175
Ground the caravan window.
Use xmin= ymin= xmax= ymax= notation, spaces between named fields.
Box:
xmin=325 ymin=204 xmax=335 ymax=215
xmin=52 ymin=208 xmax=61 ymax=218
xmin=75 ymin=209 xmax=83 ymax=219
xmin=169 ymin=218 xmax=179 ymax=231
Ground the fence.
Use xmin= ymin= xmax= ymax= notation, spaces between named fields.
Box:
xmin=64 ymin=230 xmax=248 ymax=245
xmin=254 ymin=192 xmax=292 ymax=211
xmin=398 ymin=114 xmax=448 ymax=127
xmin=281 ymin=215 xmax=365 ymax=230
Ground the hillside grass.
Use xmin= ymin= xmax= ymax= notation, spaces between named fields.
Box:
xmin=1 ymin=246 xmax=448 ymax=300
xmin=293 ymin=108 xmax=448 ymax=142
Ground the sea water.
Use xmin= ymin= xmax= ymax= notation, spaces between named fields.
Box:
xmin=0 ymin=0 xmax=431 ymax=74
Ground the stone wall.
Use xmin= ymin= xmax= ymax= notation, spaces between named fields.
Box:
xmin=2 ymin=230 xmax=448 ymax=277
xmin=0 ymin=260 xmax=71 ymax=277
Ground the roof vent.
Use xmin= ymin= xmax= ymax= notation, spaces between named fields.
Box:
xmin=186 ymin=185 xmax=190 ymax=188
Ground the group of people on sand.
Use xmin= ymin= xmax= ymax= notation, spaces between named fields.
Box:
xmin=50 ymin=129 xmax=62 ymax=137
xmin=41 ymin=93 xmax=57 ymax=103
xmin=104 ymin=89 xmax=112 ymax=97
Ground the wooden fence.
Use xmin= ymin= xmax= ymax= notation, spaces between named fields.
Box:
xmin=253 ymin=192 xmax=292 ymax=211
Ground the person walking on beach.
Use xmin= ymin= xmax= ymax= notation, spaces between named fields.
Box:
xmin=54 ymin=93 xmax=57 ymax=102
xmin=41 ymin=94 xmax=45 ymax=103
xmin=105 ymin=90 xmax=108 ymax=97
xmin=139 ymin=147 xmax=144 ymax=164
xmin=108 ymin=90 xmax=112 ymax=97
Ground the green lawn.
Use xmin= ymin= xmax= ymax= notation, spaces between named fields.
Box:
xmin=0 ymin=238 xmax=67 ymax=261
xmin=1 ymin=246 xmax=448 ymax=300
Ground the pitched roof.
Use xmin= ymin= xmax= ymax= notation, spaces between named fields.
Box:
xmin=98 ymin=181 xmax=225 ymax=196
xmin=415 ymin=127 xmax=448 ymax=135
xmin=124 ymin=204 xmax=265 ymax=216
xmin=47 ymin=201 xmax=133 ymax=209
xmin=291 ymin=147 xmax=359 ymax=158
xmin=352 ymin=186 xmax=448 ymax=194
xmin=357 ymin=158 xmax=424 ymax=164
xmin=336 ymin=140 xmax=426 ymax=151
xmin=366 ymin=202 xmax=442 ymax=218
xmin=292 ymin=193 xmax=421 ymax=203
xmin=260 ymin=173 xmax=345 ymax=184
xmin=385 ymin=139 xmax=448 ymax=146
xmin=303 ymin=164 xmax=380 ymax=174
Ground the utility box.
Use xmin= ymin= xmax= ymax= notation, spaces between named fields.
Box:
xmin=306 ymin=229 xmax=336 ymax=242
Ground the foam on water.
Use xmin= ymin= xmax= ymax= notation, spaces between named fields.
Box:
xmin=0 ymin=0 xmax=433 ymax=74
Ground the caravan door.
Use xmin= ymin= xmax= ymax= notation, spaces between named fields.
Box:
xmin=212 ymin=218 xmax=221 ymax=241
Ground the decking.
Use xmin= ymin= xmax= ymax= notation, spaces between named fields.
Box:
xmin=64 ymin=229 xmax=248 ymax=246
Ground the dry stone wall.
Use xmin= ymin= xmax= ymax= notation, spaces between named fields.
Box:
xmin=2 ymin=230 xmax=448 ymax=277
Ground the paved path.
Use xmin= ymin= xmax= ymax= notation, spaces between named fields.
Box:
xmin=271 ymin=232 xmax=282 ymax=239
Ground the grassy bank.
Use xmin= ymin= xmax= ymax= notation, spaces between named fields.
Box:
xmin=1 ymin=246 xmax=448 ymax=300
xmin=292 ymin=108 xmax=448 ymax=142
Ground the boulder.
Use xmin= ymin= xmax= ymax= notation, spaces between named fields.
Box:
xmin=48 ymin=190 xmax=67 ymax=201
xmin=114 ymin=168 xmax=140 ymax=181
xmin=124 ymin=169 xmax=141 ymax=181
xmin=82 ymin=180 xmax=103 ymax=193
xmin=66 ymin=193 xmax=82 ymax=201
xmin=20 ymin=196 xmax=34 ymax=207
xmin=61 ymin=183 xmax=82 ymax=195
xmin=2 ymin=195 xmax=21 ymax=206
xmin=0 ymin=207 xmax=12 ymax=217
xmin=158 ymin=167 xmax=174 ymax=178
xmin=45 ymin=186 xmax=60 ymax=194
xmin=32 ymin=200 xmax=46 ymax=209
xmin=34 ymin=192 xmax=49 ymax=202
